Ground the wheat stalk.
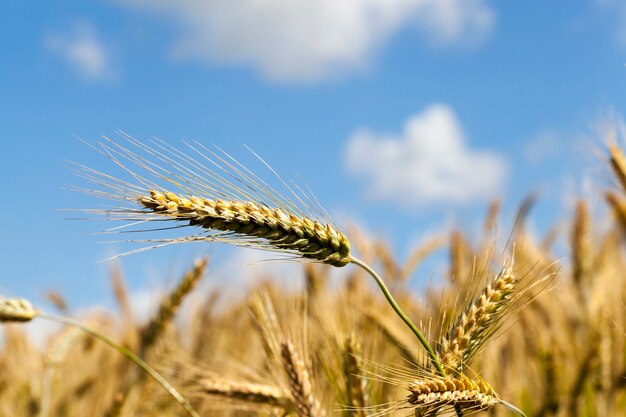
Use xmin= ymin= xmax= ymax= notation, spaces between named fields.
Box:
xmin=571 ymin=200 xmax=592 ymax=300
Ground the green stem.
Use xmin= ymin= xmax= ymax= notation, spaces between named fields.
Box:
xmin=39 ymin=313 xmax=199 ymax=417
xmin=349 ymin=256 xmax=444 ymax=376
xmin=350 ymin=257 xmax=463 ymax=417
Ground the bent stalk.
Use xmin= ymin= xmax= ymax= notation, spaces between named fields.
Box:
xmin=349 ymin=256 xmax=443 ymax=376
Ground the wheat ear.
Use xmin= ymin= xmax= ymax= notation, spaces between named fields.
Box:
xmin=438 ymin=265 xmax=516 ymax=372
xmin=571 ymin=200 xmax=591 ymax=290
xmin=280 ymin=341 xmax=325 ymax=417
xmin=0 ymin=298 xmax=38 ymax=322
xmin=408 ymin=376 xmax=499 ymax=410
xmin=606 ymin=191 xmax=626 ymax=232
xmin=140 ymin=190 xmax=351 ymax=266
xmin=450 ymin=231 xmax=470 ymax=286
xmin=344 ymin=335 xmax=369 ymax=416
xmin=608 ymin=143 xmax=626 ymax=191
xmin=141 ymin=256 xmax=208 ymax=351
xmin=196 ymin=378 xmax=291 ymax=407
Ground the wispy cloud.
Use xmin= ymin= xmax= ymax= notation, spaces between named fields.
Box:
xmin=345 ymin=105 xmax=507 ymax=208
xmin=522 ymin=129 xmax=563 ymax=166
xmin=117 ymin=0 xmax=495 ymax=83
xmin=45 ymin=22 xmax=114 ymax=81
xmin=593 ymin=0 xmax=626 ymax=45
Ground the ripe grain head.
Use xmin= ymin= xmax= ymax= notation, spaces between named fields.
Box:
xmin=437 ymin=264 xmax=516 ymax=373
xmin=407 ymin=375 xmax=500 ymax=411
xmin=72 ymin=136 xmax=351 ymax=266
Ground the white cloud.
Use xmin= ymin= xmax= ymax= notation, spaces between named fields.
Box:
xmin=45 ymin=23 xmax=113 ymax=81
xmin=345 ymin=104 xmax=507 ymax=208
xmin=117 ymin=0 xmax=494 ymax=82
xmin=593 ymin=0 xmax=626 ymax=45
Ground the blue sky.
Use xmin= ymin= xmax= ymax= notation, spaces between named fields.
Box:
xmin=1 ymin=1 xmax=625 ymax=311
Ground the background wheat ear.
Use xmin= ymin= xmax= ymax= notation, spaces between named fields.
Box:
xmin=608 ymin=142 xmax=626 ymax=191
xmin=280 ymin=340 xmax=325 ymax=417
xmin=343 ymin=334 xmax=369 ymax=417
xmin=140 ymin=256 xmax=209 ymax=352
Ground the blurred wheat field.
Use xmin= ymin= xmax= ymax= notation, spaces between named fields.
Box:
xmin=2 ymin=138 xmax=626 ymax=417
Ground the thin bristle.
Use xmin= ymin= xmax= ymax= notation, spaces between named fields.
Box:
xmin=139 ymin=190 xmax=351 ymax=266
xmin=0 ymin=298 xmax=38 ymax=322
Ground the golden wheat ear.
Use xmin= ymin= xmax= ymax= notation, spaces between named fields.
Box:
xmin=139 ymin=190 xmax=351 ymax=266
xmin=437 ymin=264 xmax=517 ymax=373
xmin=72 ymin=135 xmax=351 ymax=266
